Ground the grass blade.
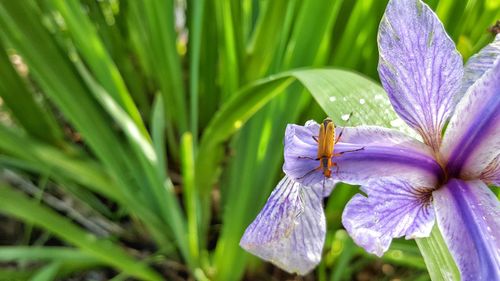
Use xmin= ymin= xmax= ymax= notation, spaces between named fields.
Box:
xmin=0 ymin=0 xmax=175 ymax=252
xmin=0 ymin=41 xmax=63 ymax=144
xmin=128 ymin=0 xmax=188 ymax=138
xmin=416 ymin=226 xmax=460 ymax=281
xmin=215 ymin=0 xmax=242 ymax=100
xmin=188 ymin=0 xmax=205 ymax=144
xmin=45 ymin=0 xmax=148 ymax=136
xmin=0 ymin=247 xmax=96 ymax=263
xmin=181 ymin=133 xmax=201 ymax=265
xmin=29 ymin=262 xmax=61 ymax=281
xmin=0 ymin=185 xmax=163 ymax=281
xmin=74 ymin=59 xmax=191 ymax=264
xmin=0 ymin=125 xmax=122 ymax=203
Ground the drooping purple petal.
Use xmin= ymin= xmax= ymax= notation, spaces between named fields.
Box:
xmin=433 ymin=179 xmax=500 ymax=281
xmin=240 ymin=176 xmax=325 ymax=275
xmin=342 ymin=177 xmax=435 ymax=256
xmin=443 ymin=60 xmax=500 ymax=185
xmin=283 ymin=122 xmax=443 ymax=187
xmin=459 ymin=34 xmax=500 ymax=99
xmin=378 ymin=0 xmax=463 ymax=150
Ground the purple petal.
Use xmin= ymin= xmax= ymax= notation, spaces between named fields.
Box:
xmin=459 ymin=34 xmax=500 ymax=98
xmin=378 ymin=0 xmax=463 ymax=150
xmin=342 ymin=177 xmax=435 ymax=256
xmin=283 ymin=122 xmax=443 ymax=187
xmin=335 ymin=126 xmax=443 ymax=185
xmin=442 ymin=60 xmax=500 ymax=185
xmin=433 ymin=179 xmax=500 ymax=281
xmin=240 ymin=176 xmax=325 ymax=275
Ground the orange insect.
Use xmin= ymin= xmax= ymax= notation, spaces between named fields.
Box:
xmin=299 ymin=114 xmax=363 ymax=180
xmin=316 ymin=117 xmax=338 ymax=177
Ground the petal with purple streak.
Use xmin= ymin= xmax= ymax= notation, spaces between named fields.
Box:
xmin=433 ymin=179 xmax=500 ymax=281
xmin=442 ymin=61 xmax=500 ymax=185
xmin=283 ymin=122 xmax=443 ymax=187
xmin=334 ymin=126 xmax=443 ymax=185
xmin=240 ymin=176 xmax=325 ymax=275
xmin=378 ymin=0 xmax=463 ymax=150
xmin=342 ymin=177 xmax=435 ymax=256
xmin=459 ymin=34 xmax=500 ymax=99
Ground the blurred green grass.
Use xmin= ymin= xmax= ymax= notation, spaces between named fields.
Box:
xmin=0 ymin=0 xmax=497 ymax=280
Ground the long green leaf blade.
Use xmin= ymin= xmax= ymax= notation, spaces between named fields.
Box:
xmin=0 ymin=185 xmax=163 ymax=281
xmin=416 ymin=226 xmax=461 ymax=281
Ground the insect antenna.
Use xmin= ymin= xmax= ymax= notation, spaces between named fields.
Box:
xmin=335 ymin=112 xmax=353 ymax=144
xmin=336 ymin=147 xmax=365 ymax=155
xmin=322 ymin=176 xmax=326 ymax=198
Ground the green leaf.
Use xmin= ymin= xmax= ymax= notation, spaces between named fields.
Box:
xmin=127 ymin=0 xmax=188 ymax=144
xmin=244 ymin=1 xmax=288 ymax=81
xmin=0 ymin=247 xmax=97 ymax=263
xmin=29 ymin=262 xmax=61 ymax=281
xmin=0 ymin=269 xmax=32 ymax=281
xmin=188 ymin=0 xmax=205 ymax=143
xmin=0 ymin=0 xmax=180 ymax=258
xmin=196 ymin=75 xmax=294 ymax=220
xmin=327 ymin=230 xmax=358 ymax=281
xmin=214 ymin=0 xmax=242 ymax=100
xmin=0 ymin=125 xmax=122 ymax=203
xmin=151 ymin=95 xmax=168 ymax=177
xmin=180 ymin=132 xmax=200 ymax=263
xmin=0 ymin=246 xmax=104 ymax=280
xmin=416 ymin=225 xmax=461 ymax=281
xmin=46 ymin=0 xmax=148 ymax=136
xmin=74 ymin=60 xmax=191 ymax=265
xmin=292 ymin=69 xmax=403 ymax=127
xmin=383 ymin=241 xmax=427 ymax=270
xmin=0 ymin=185 xmax=163 ymax=281
xmin=0 ymin=41 xmax=63 ymax=144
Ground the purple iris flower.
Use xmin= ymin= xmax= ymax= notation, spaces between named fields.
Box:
xmin=240 ymin=0 xmax=500 ymax=278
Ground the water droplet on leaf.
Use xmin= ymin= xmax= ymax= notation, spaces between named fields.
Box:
xmin=390 ymin=119 xmax=404 ymax=127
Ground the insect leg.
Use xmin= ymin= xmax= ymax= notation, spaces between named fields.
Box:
xmin=333 ymin=162 xmax=340 ymax=176
xmin=297 ymin=166 xmax=321 ymax=180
